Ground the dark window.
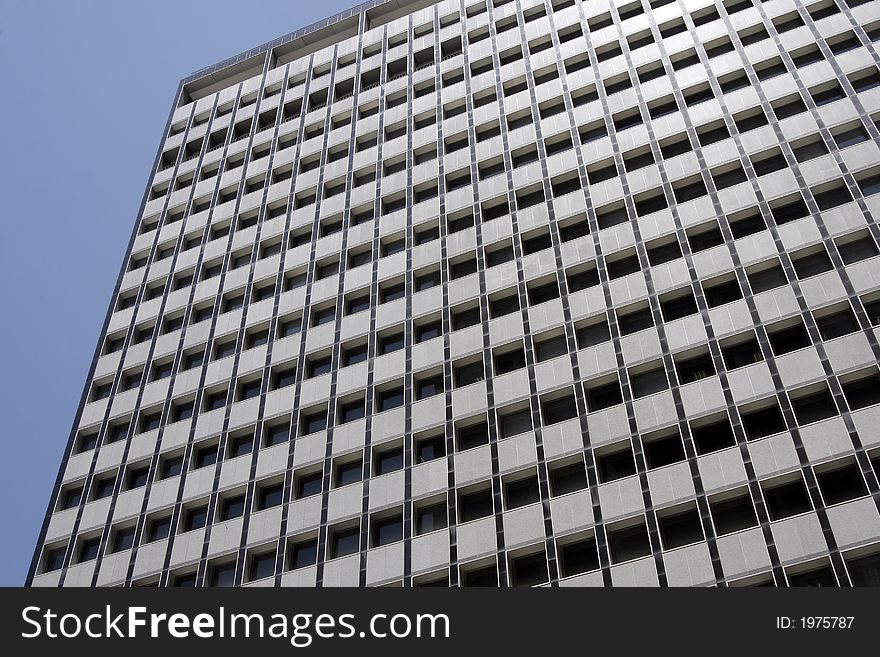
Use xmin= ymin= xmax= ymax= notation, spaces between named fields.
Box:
xmin=842 ymin=374 xmax=880 ymax=410
xmin=111 ymin=527 xmax=135 ymax=553
xmin=258 ymin=483 xmax=284 ymax=510
xmin=661 ymin=294 xmax=698 ymax=321
xmin=505 ymin=476 xmax=540 ymax=509
xmin=711 ymin=495 xmax=758 ymax=535
xmin=343 ymin=344 xmax=368 ymax=366
xmin=93 ymin=477 xmax=115 ymax=500
xmin=265 ymin=423 xmax=290 ymax=447
xmin=331 ymin=527 xmax=360 ymax=558
xmin=375 ymin=447 xmax=404 ymax=476
xmin=598 ymin=448 xmax=636 ymax=483
xmin=229 ymin=434 xmax=254 ymax=458
xmin=458 ymin=422 xmax=489 ymax=450
xmin=764 ymin=480 xmax=812 ymax=521
xmin=643 ymin=433 xmax=686 ymax=469
xmin=161 ymin=455 xmax=184 ymax=479
xmin=290 ymin=538 xmax=318 ymax=569
xmin=535 ymin=335 xmax=568 ymax=362
xmin=722 ymin=338 xmax=763 ymax=369
xmin=377 ymin=386 xmax=404 ymax=411
xmin=184 ymin=506 xmax=208 ymax=531
xmin=372 ymin=515 xmax=403 ymax=547
xmin=295 ymin=472 xmax=322 ymax=499
xmin=792 ymin=250 xmax=833 ymax=278
xmin=609 ymin=524 xmax=651 ymax=563
xmin=549 ymin=462 xmax=587 ymax=496
xmin=692 ymin=418 xmax=736 ymax=455
xmin=147 ymin=516 xmax=172 ymax=542
xmin=576 ymin=320 xmax=611 ymax=348
xmin=817 ymin=309 xmax=859 ymax=341
xmin=417 ymin=435 xmax=446 ymax=463
xmin=748 ymin=265 xmax=787 ymax=293
xmin=659 ymin=509 xmax=704 ymax=549
xmin=416 ymin=503 xmax=447 ymax=535
xmin=677 ymin=354 xmax=716 ymax=384
xmin=417 ymin=320 xmax=443 ymax=342
xmin=301 ymin=410 xmax=327 ymax=435
xmin=339 ymin=398 xmax=366 ymax=424
xmin=77 ymin=538 xmax=100 ymax=563
xmin=618 ymin=308 xmax=653 ymax=335
xmin=587 ymin=380 xmax=623 ymax=411
xmin=704 ymin=280 xmax=742 ymax=307
xmin=768 ymin=324 xmax=810 ymax=355
xmin=194 ymin=444 xmax=218 ymax=469
xmin=459 ymin=488 xmax=493 ymax=522
xmin=559 ymin=538 xmax=600 ymax=577
xmin=221 ymin=495 xmax=246 ymax=521
xmin=379 ymin=332 xmax=405 ymax=354
xmin=742 ymin=404 xmax=786 ymax=439
xmin=817 ymin=465 xmax=868 ymax=505
xmin=336 ymin=460 xmax=363 ymax=487
xmin=631 ymin=367 xmax=669 ymax=397
xmin=454 ymin=362 xmax=483 ymax=387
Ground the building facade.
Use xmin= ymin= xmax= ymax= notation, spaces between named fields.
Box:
xmin=29 ymin=0 xmax=880 ymax=588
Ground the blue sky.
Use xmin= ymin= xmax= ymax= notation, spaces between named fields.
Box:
xmin=0 ymin=0 xmax=355 ymax=586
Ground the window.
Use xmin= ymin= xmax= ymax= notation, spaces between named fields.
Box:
xmin=289 ymin=537 xmax=318 ymax=570
xmin=711 ymin=493 xmax=758 ymax=535
xmin=220 ymin=494 xmax=246 ymax=521
xmin=416 ymin=502 xmax=447 ymax=535
xmin=335 ymin=459 xmax=363 ymax=488
xmin=301 ymin=409 xmax=327 ymax=435
xmin=586 ymin=379 xmax=623 ymax=411
xmin=248 ymin=551 xmax=276 ymax=582
xmin=559 ymin=536 xmax=599 ymax=577
xmin=608 ymin=523 xmax=651 ymax=563
xmin=265 ymin=422 xmax=290 ymax=447
xmin=722 ymin=336 xmax=763 ymax=369
xmin=372 ymin=514 xmax=403 ymax=547
xmin=339 ymin=398 xmax=366 ymax=424
xmin=504 ymin=475 xmax=540 ymax=509
xmin=630 ymin=366 xmax=668 ymax=397
xmin=417 ymin=374 xmax=444 ymax=399
xmin=817 ymin=463 xmax=868 ymax=505
xmin=692 ymin=417 xmax=736 ymax=455
xmin=374 ymin=446 xmax=403 ymax=476
xmin=659 ymin=508 xmax=704 ymax=549
xmin=598 ymin=446 xmax=636 ymax=483
xmin=194 ymin=444 xmax=218 ymax=469
xmin=459 ymin=487 xmax=493 ymax=522
xmin=542 ymin=394 xmax=577 ymax=424
xmin=763 ymin=479 xmax=811 ymax=521
xmin=499 ymin=408 xmax=532 ymax=438
xmin=549 ymin=462 xmax=587 ymax=496
xmin=330 ymin=526 xmax=360 ymax=558
xmin=160 ymin=455 xmax=184 ymax=479
xmin=77 ymin=537 xmax=100 ymax=563
xmin=642 ymin=431 xmax=686 ymax=469
xmin=257 ymin=482 xmax=284 ymax=510
xmin=377 ymin=386 xmax=404 ymax=411
xmin=229 ymin=433 xmax=254 ymax=458
xmin=111 ymin=527 xmax=135 ymax=553
xmin=146 ymin=515 xmax=172 ymax=543
xmin=295 ymin=471 xmax=322 ymax=499
xmin=93 ymin=475 xmax=116 ymax=500
xmin=416 ymin=433 xmax=445 ymax=463
xmin=184 ymin=505 xmax=208 ymax=531
xmin=742 ymin=404 xmax=786 ymax=439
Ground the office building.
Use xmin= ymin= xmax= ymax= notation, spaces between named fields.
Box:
xmin=29 ymin=0 xmax=880 ymax=587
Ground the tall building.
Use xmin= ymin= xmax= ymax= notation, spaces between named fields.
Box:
xmin=29 ymin=0 xmax=880 ymax=588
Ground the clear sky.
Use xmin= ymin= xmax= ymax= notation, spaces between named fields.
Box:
xmin=0 ymin=0 xmax=357 ymax=586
